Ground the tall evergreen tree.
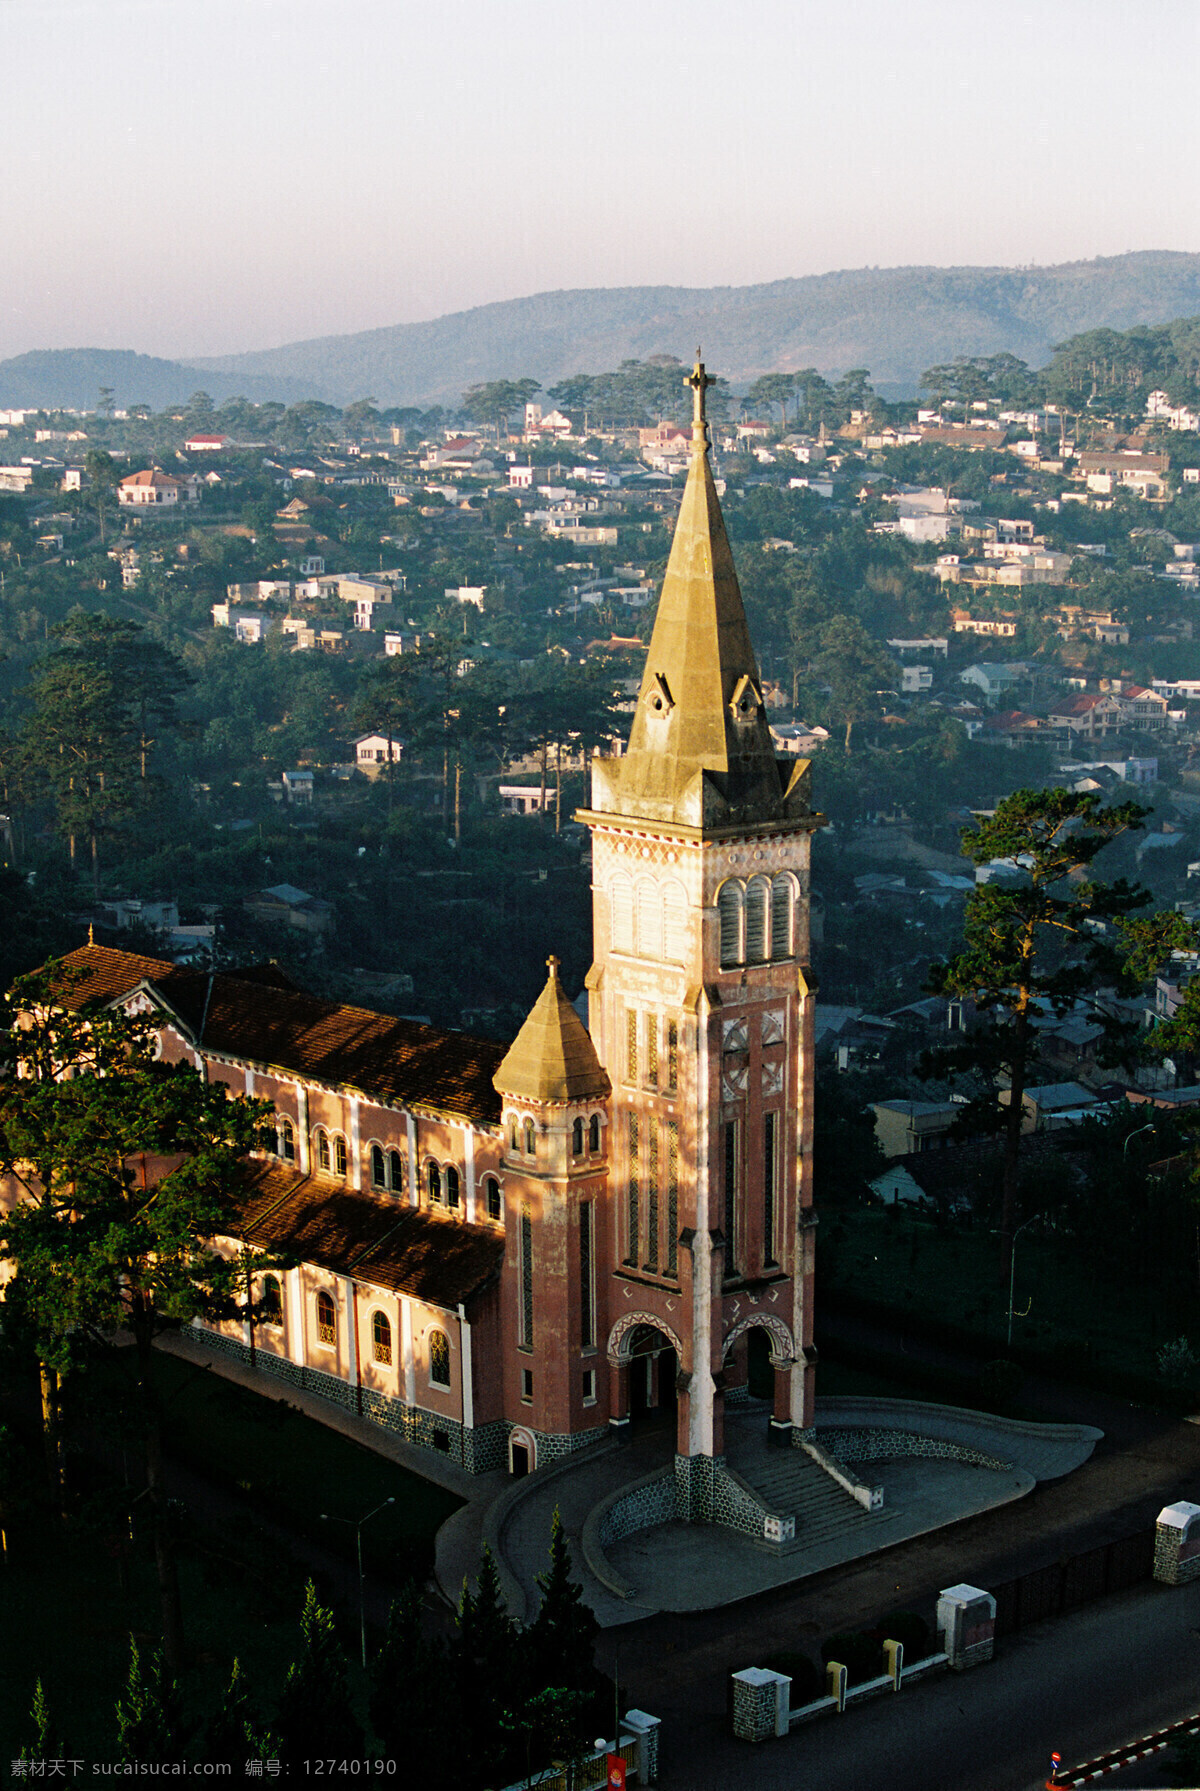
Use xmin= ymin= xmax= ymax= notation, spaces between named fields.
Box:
xmin=18 ymin=1679 xmax=53 ymax=1763
xmin=930 ymin=789 xmax=1163 ymax=1274
xmin=114 ymin=1639 xmax=179 ymax=1763
xmin=275 ymin=1582 xmax=363 ymax=1764
xmin=369 ymin=1583 xmax=455 ymax=1790
xmin=0 ymin=961 xmax=267 ymax=1661
xmin=453 ymin=1547 xmax=520 ymax=1789
xmin=197 ymin=1659 xmax=274 ymax=1764
xmin=525 ymin=1510 xmax=599 ymax=1702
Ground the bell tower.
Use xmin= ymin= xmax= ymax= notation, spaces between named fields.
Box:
xmin=578 ymin=356 xmax=822 ymax=1518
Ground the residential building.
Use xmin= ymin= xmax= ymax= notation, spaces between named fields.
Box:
xmin=872 ymin=1100 xmax=962 ymax=1157
xmin=118 ymin=469 xmax=200 ymax=507
xmin=355 ymin=734 xmax=404 ymax=776
xmin=959 ymin=662 xmax=1027 ymax=704
xmin=243 ymin=884 xmax=333 ymax=934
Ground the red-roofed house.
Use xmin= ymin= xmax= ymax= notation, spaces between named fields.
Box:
xmin=118 ymin=468 xmax=200 ymax=507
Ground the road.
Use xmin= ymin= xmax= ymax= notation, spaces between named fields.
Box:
xmin=655 ymin=1576 xmax=1200 ymax=1791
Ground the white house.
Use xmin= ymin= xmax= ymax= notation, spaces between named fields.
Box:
xmin=119 ymin=469 xmax=200 ymax=507
xmin=355 ymin=733 xmax=404 ymax=776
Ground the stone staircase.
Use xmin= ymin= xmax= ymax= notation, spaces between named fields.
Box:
xmin=731 ymin=1433 xmax=896 ymax=1554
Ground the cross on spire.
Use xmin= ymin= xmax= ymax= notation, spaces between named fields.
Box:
xmin=687 ymin=351 xmax=715 ymax=444
xmin=546 ymin=953 xmax=561 ymax=980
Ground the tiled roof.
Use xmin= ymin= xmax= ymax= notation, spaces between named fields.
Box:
xmin=230 ymin=1159 xmax=504 ymax=1310
xmin=53 ymin=943 xmax=179 ymax=1006
xmin=120 ymin=468 xmax=179 ymax=488
xmin=55 ymin=945 xmax=506 ymax=1127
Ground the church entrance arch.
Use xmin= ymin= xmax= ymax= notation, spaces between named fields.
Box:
xmin=606 ymin=1312 xmax=686 ymax=1438
xmin=722 ymin=1313 xmax=798 ymax=1441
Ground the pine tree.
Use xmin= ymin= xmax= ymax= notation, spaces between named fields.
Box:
xmin=17 ymin=1679 xmax=52 ymax=1763
xmin=526 ymin=1511 xmax=601 ymax=1719
xmin=114 ymin=1638 xmax=178 ymax=1762
xmin=525 ymin=1510 xmax=599 ymax=1702
xmin=930 ymin=789 xmax=1163 ymax=1275
xmin=275 ymin=1581 xmax=363 ymax=1764
xmin=0 ymin=962 xmax=268 ymax=1666
xmin=198 ymin=1659 xmax=273 ymax=1764
xmin=453 ymin=1546 xmax=520 ymax=1789
xmin=369 ymin=1584 xmax=454 ymax=1790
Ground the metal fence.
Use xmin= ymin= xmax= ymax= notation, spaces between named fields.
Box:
xmin=992 ymin=1529 xmax=1155 ymax=1636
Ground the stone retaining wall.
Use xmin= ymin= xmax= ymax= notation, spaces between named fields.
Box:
xmin=818 ymin=1426 xmax=1013 ymax=1473
xmin=598 ymin=1472 xmax=677 ymax=1547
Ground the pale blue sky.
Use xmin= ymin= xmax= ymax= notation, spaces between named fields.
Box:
xmin=2 ymin=0 xmax=1198 ymax=359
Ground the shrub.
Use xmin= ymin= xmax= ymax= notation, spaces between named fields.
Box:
xmin=1158 ymin=1337 xmax=1198 ymax=1388
xmin=820 ymin=1632 xmax=882 ymax=1686
xmin=869 ymin=1611 xmax=930 ymax=1660
xmin=760 ymin=1650 xmax=822 ymax=1704
xmin=977 ymin=1358 xmax=1023 ymax=1408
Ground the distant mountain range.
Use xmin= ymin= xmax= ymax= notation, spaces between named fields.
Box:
xmin=6 ymin=252 xmax=1200 ymax=413
xmin=0 ymin=348 xmax=324 ymax=412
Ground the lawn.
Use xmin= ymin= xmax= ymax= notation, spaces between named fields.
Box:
xmin=819 ymin=1206 xmax=1195 ymax=1395
xmin=147 ymin=1350 xmax=463 ymax=1580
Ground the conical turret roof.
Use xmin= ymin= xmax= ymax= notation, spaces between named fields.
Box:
xmin=493 ymin=957 xmax=611 ymax=1104
xmin=588 ymin=355 xmax=807 ymax=830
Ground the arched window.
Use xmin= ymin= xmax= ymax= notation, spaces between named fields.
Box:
xmin=509 ymin=1118 xmax=520 ymax=1152
xmin=485 ymin=1175 xmax=502 ymax=1221
xmin=316 ymin=1290 xmax=336 ymax=1345
xmin=334 ymin=1135 xmax=347 ymax=1178
xmin=445 ymin=1165 xmax=460 ymax=1209
xmin=372 ymin=1310 xmax=392 ymax=1366
xmin=523 ymin=1117 xmax=536 ymax=1157
xmin=371 ymin=1145 xmax=387 ymax=1189
xmin=316 ymin=1129 xmax=331 ymax=1172
xmin=427 ymin=1161 xmax=442 ymax=1203
xmin=429 ymin=1329 xmax=451 ymax=1387
xmin=277 ymin=1116 xmax=295 ymax=1163
xmin=718 ymin=881 xmax=743 ymax=968
xmin=745 ymin=876 xmax=769 ymax=963
xmin=589 ymin=1113 xmax=601 ymax=1154
xmin=388 ymin=1148 xmax=405 ymax=1193
xmin=771 ymin=875 xmax=795 ymax=961
xmin=572 ymin=1117 xmax=584 ymax=1157
xmin=261 ymin=1275 xmax=282 ymax=1326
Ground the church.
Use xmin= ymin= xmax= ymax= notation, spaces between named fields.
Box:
xmin=53 ymin=359 xmax=822 ymax=1521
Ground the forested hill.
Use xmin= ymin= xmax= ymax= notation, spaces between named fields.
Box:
xmin=0 ymin=348 xmax=327 ymax=411
xmin=180 ymin=251 xmax=1200 ymax=407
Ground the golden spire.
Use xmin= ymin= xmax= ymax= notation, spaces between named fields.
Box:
xmin=493 ymin=956 xmax=611 ymax=1103
xmin=88 ymin=923 xmax=95 ymax=946
xmin=687 ymin=349 xmax=715 ymax=453
xmin=585 ymin=355 xmax=804 ymax=830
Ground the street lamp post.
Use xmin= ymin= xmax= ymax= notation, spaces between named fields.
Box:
xmin=1123 ymin=1121 xmax=1156 ymax=1159
xmin=1007 ymin=1213 xmax=1041 ymax=1349
xmin=320 ymin=1496 xmax=395 ymax=1670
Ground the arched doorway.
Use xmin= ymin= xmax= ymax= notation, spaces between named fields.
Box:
xmin=626 ymin=1323 xmax=678 ymax=1425
xmin=722 ymin=1314 xmax=798 ymax=1445
xmin=509 ymin=1427 xmax=536 ymax=1477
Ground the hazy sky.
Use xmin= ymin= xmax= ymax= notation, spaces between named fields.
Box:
xmin=3 ymin=0 xmax=1199 ymax=361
